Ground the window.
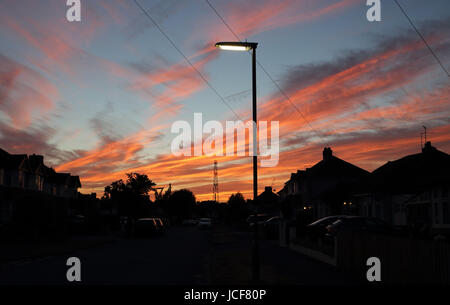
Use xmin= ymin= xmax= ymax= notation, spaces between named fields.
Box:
xmin=434 ymin=202 xmax=440 ymax=224
xmin=367 ymin=204 xmax=372 ymax=217
xmin=5 ymin=172 xmax=11 ymax=186
xmin=443 ymin=202 xmax=449 ymax=224
xmin=18 ymin=171 xmax=24 ymax=187
xmin=376 ymin=204 xmax=381 ymax=218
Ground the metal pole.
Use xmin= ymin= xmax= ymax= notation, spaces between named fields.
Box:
xmin=251 ymin=46 xmax=260 ymax=282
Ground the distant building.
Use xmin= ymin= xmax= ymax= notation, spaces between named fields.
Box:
xmin=256 ymin=186 xmax=279 ymax=214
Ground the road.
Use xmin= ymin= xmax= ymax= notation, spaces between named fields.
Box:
xmin=0 ymin=225 xmax=357 ymax=285
xmin=0 ymin=226 xmax=211 ymax=284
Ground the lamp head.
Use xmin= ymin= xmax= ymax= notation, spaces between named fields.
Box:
xmin=215 ymin=41 xmax=258 ymax=51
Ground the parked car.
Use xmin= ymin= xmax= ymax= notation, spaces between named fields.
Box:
xmin=182 ymin=219 xmax=198 ymax=226
xmin=263 ymin=216 xmax=280 ymax=239
xmin=134 ymin=218 xmax=162 ymax=237
xmin=325 ymin=216 xmax=391 ymax=237
xmin=247 ymin=214 xmax=272 ymax=227
xmin=155 ymin=217 xmax=166 ymax=234
xmin=304 ymin=215 xmax=347 ymax=240
xmin=161 ymin=217 xmax=170 ymax=228
xmin=198 ymin=218 xmax=212 ymax=229
xmin=69 ymin=214 xmax=88 ymax=234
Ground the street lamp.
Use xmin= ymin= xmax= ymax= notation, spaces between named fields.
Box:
xmin=215 ymin=41 xmax=260 ymax=281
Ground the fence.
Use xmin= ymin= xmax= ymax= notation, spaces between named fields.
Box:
xmin=336 ymin=230 xmax=450 ymax=284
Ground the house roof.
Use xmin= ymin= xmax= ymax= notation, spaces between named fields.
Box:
xmin=371 ymin=142 xmax=450 ymax=193
xmin=28 ymin=154 xmax=45 ymax=174
xmin=0 ymin=149 xmax=30 ymax=171
xmin=1 ymin=147 xmax=82 ymax=189
xmin=69 ymin=176 xmax=82 ymax=188
xmin=257 ymin=186 xmax=279 ymax=200
xmin=0 ymin=148 xmax=8 ymax=158
xmin=301 ymin=148 xmax=370 ymax=199
xmin=305 ymin=149 xmax=370 ymax=179
xmin=47 ymin=172 xmax=71 ymax=184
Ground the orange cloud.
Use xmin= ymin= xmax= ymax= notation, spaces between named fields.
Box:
xmin=51 ymin=4 xmax=450 ymax=202
xmin=0 ymin=54 xmax=58 ymax=128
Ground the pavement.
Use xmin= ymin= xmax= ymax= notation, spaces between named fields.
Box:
xmin=209 ymin=225 xmax=358 ymax=285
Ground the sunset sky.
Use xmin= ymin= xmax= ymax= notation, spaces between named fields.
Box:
xmin=0 ymin=0 xmax=449 ymax=201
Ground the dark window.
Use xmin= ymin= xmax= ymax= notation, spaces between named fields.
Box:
xmin=5 ymin=173 xmax=11 ymax=186
xmin=365 ymin=218 xmax=377 ymax=226
xmin=434 ymin=203 xmax=440 ymax=224
xmin=376 ymin=204 xmax=381 ymax=218
xmin=367 ymin=205 xmax=372 ymax=217
xmin=443 ymin=202 xmax=449 ymax=224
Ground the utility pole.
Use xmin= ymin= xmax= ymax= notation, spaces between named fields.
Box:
xmin=213 ymin=160 xmax=219 ymax=203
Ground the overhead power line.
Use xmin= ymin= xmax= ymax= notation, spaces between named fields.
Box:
xmin=205 ymin=0 xmax=327 ymax=145
xmin=132 ymin=0 xmax=243 ymax=121
xmin=393 ymin=0 xmax=450 ymax=78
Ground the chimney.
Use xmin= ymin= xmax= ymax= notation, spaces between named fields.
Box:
xmin=323 ymin=147 xmax=332 ymax=161
xmin=422 ymin=141 xmax=436 ymax=154
xmin=29 ymin=154 xmax=44 ymax=165
xmin=265 ymin=186 xmax=272 ymax=193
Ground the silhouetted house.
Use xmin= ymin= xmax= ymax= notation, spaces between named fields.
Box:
xmin=0 ymin=148 xmax=82 ymax=225
xmin=256 ymin=186 xmax=279 ymax=213
xmin=366 ymin=141 xmax=450 ymax=230
xmin=278 ymin=170 xmax=305 ymax=222
xmin=278 ymin=170 xmax=304 ymax=200
xmin=28 ymin=154 xmax=47 ymax=191
xmin=278 ymin=147 xmax=369 ymax=245
xmin=298 ymin=147 xmax=369 ymax=219
xmin=0 ymin=148 xmax=31 ymax=189
xmin=46 ymin=172 xmax=81 ymax=198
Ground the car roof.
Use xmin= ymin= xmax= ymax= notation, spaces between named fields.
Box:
xmin=267 ymin=216 xmax=280 ymax=220
xmin=308 ymin=215 xmax=346 ymax=225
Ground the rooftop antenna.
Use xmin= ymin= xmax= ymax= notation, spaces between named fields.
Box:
xmin=423 ymin=125 xmax=427 ymax=143
xmin=420 ymin=125 xmax=427 ymax=148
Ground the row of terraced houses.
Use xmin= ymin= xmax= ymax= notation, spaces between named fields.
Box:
xmin=278 ymin=141 xmax=450 ymax=239
xmin=0 ymin=148 xmax=81 ymax=224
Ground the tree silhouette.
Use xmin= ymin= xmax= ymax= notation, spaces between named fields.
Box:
xmin=228 ymin=192 xmax=245 ymax=207
xmin=227 ymin=192 xmax=248 ymax=223
xmin=126 ymin=173 xmax=155 ymax=196
xmin=103 ymin=173 xmax=156 ymax=218
xmin=167 ymin=189 xmax=196 ymax=223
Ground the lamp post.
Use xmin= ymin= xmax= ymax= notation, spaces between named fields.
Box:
xmin=215 ymin=41 xmax=260 ymax=281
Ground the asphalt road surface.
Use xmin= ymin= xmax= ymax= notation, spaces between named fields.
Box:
xmin=0 ymin=226 xmax=211 ymax=284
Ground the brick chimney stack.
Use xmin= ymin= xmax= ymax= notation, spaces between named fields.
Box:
xmin=323 ymin=147 xmax=333 ymax=161
xmin=29 ymin=154 xmax=44 ymax=165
